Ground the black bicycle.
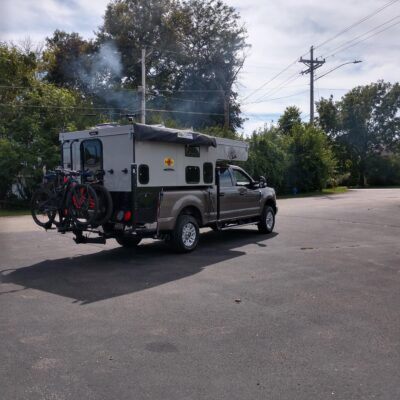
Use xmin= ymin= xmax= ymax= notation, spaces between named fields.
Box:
xmin=31 ymin=169 xmax=99 ymax=229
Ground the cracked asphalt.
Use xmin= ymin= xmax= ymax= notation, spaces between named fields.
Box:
xmin=1 ymin=189 xmax=400 ymax=400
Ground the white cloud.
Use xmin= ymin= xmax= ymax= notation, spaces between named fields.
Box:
xmin=1 ymin=0 xmax=399 ymax=134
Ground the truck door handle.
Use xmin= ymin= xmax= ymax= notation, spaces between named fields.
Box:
xmin=219 ymin=192 xmax=225 ymax=197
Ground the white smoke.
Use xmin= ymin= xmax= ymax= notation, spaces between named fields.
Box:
xmin=74 ymin=41 xmax=140 ymax=115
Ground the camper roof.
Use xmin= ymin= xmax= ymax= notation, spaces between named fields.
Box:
xmin=133 ymin=123 xmax=216 ymax=147
xmin=59 ymin=123 xmax=248 ymax=161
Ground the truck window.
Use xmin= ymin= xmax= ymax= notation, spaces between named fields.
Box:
xmin=81 ymin=139 xmax=102 ymax=174
xmin=203 ymin=163 xmax=213 ymax=184
xmin=232 ymin=169 xmax=251 ymax=186
xmin=219 ymin=168 xmax=233 ymax=187
xmin=185 ymin=145 xmax=200 ymax=157
xmin=139 ymin=164 xmax=149 ymax=184
xmin=186 ymin=166 xmax=200 ymax=184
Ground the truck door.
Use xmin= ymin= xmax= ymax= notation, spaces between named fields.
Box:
xmin=218 ymin=167 xmax=238 ymax=220
xmin=231 ymin=168 xmax=261 ymax=217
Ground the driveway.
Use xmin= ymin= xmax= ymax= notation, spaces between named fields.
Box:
xmin=1 ymin=189 xmax=399 ymax=400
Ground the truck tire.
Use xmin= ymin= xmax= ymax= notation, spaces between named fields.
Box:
xmin=258 ymin=205 xmax=275 ymax=234
xmin=116 ymin=235 xmax=141 ymax=248
xmin=170 ymin=215 xmax=200 ymax=252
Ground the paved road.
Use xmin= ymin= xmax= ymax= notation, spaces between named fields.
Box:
xmin=1 ymin=189 xmax=399 ymax=400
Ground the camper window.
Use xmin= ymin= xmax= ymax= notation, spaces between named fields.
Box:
xmin=139 ymin=164 xmax=149 ymax=184
xmin=185 ymin=145 xmax=200 ymax=157
xmin=185 ymin=166 xmax=200 ymax=184
xmin=81 ymin=139 xmax=102 ymax=172
xmin=203 ymin=162 xmax=213 ymax=184
xmin=62 ymin=145 xmax=71 ymax=169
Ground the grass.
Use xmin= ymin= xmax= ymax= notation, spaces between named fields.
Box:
xmin=278 ymin=186 xmax=349 ymax=199
xmin=0 ymin=209 xmax=31 ymax=217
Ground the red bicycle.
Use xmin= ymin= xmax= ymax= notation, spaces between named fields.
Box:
xmin=31 ymin=169 xmax=99 ymax=229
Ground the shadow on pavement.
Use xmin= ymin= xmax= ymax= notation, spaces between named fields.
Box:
xmin=1 ymin=229 xmax=278 ymax=304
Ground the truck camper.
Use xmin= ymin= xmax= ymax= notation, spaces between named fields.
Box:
xmin=31 ymin=122 xmax=277 ymax=252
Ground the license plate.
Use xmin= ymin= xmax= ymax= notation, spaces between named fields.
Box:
xmin=114 ymin=223 xmax=124 ymax=230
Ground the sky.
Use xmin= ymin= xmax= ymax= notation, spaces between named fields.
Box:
xmin=1 ymin=0 xmax=399 ymax=134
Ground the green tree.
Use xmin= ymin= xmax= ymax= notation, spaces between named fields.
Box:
xmin=277 ymin=106 xmax=302 ymax=135
xmin=317 ymin=81 xmax=400 ymax=186
xmin=85 ymin=0 xmax=248 ymax=129
xmin=244 ymin=128 xmax=287 ymax=193
xmin=0 ymin=138 xmax=21 ymax=199
xmin=285 ymin=124 xmax=336 ymax=193
xmin=43 ymin=30 xmax=96 ymax=92
xmin=0 ymin=43 xmax=97 ymax=200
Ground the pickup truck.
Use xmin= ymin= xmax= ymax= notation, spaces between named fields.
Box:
xmin=50 ymin=123 xmax=278 ymax=252
xmin=141 ymin=164 xmax=277 ymax=252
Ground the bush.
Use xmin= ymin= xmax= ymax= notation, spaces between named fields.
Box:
xmin=284 ymin=125 xmax=336 ymax=193
xmin=244 ymin=130 xmax=287 ymax=193
xmin=366 ymin=155 xmax=400 ymax=186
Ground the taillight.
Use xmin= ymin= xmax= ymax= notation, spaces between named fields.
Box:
xmin=124 ymin=211 xmax=132 ymax=222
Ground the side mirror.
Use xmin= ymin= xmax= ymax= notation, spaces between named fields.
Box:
xmin=259 ymin=176 xmax=267 ymax=187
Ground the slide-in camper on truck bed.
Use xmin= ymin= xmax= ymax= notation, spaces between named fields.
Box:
xmin=57 ymin=122 xmax=277 ymax=252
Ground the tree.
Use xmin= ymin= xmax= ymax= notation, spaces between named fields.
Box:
xmin=284 ymin=124 xmax=336 ymax=193
xmin=244 ymin=128 xmax=287 ymax=193
xmin=278 ymin=106 xmax=302 ymax=135
xmin=317 ymin=81 xmax=400 ymax=186
xmin=96 ymin=0 xmax=248 ymax=129
xmin=43 ymin=30 xmax=96 ymax=92
xmin=0 ymin=44 xmax=97 ymax=200
xmin=0 ymin=138 xmax=21 ymax=199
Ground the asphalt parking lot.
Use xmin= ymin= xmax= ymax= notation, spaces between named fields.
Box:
xmin=1 ymin=189 xmax=400 ymax=400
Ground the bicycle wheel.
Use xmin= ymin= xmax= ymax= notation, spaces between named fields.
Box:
xmin=67 ymin=184 xmax=99 ymax=227
xmin=31 ymin=188 xmax=57 ymax=228
xmin=91 ymin=184 xmax=113 ymax=227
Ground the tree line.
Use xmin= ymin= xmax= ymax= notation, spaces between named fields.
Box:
xmin=0 ymin=0 xmax=399 ymax=204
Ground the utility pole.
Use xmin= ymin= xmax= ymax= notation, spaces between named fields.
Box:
xmin=141 ymin=47 xmax=146 ymax=124
xmin=299 ymin=46 xmax=325 ymax=124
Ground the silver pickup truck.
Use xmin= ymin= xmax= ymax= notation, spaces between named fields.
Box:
xmin=55 ymin=123 xmax=277 ymax=252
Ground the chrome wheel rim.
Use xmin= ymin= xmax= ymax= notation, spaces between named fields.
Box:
xmin=182 ymin=222 xmax=197 ymax=247
xmin=266 ymin=211 xmax=274 ymax=230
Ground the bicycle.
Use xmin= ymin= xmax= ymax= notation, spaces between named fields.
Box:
xmin=31 ymin=168 xmax=99 ymax=229
xmin=80 ymin=169 xmax=114 ymax=227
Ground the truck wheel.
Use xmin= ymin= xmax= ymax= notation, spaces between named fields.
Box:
xmin=258 ymin=205 xmax=275 ymax=234
xmin=170 ymin=215 xmax=199 ymax=252
xmin=116 ymin=236 xmax=141 ymax=248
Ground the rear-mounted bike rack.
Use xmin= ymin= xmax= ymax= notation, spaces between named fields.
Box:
xmin=73 ymin=231 xmax=106 ymax=245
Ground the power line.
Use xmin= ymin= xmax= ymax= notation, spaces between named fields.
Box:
xmin=241 ymin=57 xmax=305 ymax=102
xmin=243 ymin=0 xmax=400 ymax=109
xmin=244 ymin=89 xmax=308 ymax=105
xmin=146 ymin=108 xmax=224 ymax=116
xmin=314 ymin=0 xmax=400 ymax=51
xmin=247 ymin=71 xmax=304 ymax=105
xmin=149 ymin=93 xmax=221 ymax=105
xmin=326 ymin=18 xmax=400 ymax=58
xmin=323 ymin=14 xmax=400 ymax=58
xmin=0 ymin=103 xmax=133 ymax=111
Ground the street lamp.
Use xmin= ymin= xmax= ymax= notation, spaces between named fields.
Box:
xmin=314 ymin=60 xmax=362 ymax=81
